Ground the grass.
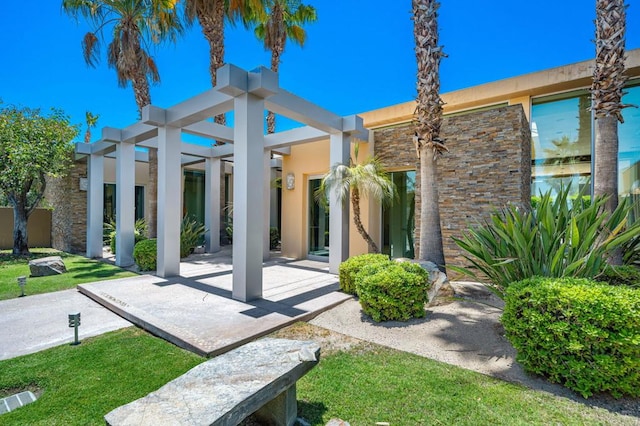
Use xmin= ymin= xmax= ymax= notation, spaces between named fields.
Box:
xmin=0 ymin=248 xmax=137 ymax=300
xmin=0 ymin=323 xmax=636 ymax=425
xmin=0 ymin=328 xmax=204 ymax=426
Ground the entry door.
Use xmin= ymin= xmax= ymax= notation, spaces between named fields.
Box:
xmin=308 ymin=178 xmax=329 ymax=260
xmin=382 ymin=171 xmax=415 ymax=258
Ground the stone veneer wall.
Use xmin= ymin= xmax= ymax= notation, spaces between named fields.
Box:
xmin=44 ymin=155 xmax=87 ymax=254
xmin=374 ymin=104 xmax=531 ymax=268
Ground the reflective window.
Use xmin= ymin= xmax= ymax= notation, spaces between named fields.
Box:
xmin=531 ymin=91 xmax=592 ymax=197
xmin=103 ymin=184 xmax=145 ymax=223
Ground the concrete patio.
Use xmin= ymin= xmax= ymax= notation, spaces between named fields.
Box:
xmin=79 ymin=247 xmax=351 ymax=357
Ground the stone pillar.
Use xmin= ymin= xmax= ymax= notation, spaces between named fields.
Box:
xmin=205 ymin=157 xmax=221 ymax=253
xmin=264 ymin=150 xmax=271 ymax=261
xmin=232 ymin=93 xmax=265 ymax=301
xmin=328 ymin=133 xmax=350 ymax=274
xmin=254 ymin=385 xmax=297 ymax=426
xmin=156 ymin=125 xmax=182 ymax=277
xmin=115 ymin=142 xmax=135 ymax=267
xmin=86 ymin=153 xmax=104 ymax=258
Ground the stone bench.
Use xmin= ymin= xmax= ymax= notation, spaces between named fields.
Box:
xmin=104 ymin=338 xmax=320 ymax=426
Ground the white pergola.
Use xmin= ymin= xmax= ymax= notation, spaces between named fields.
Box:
xmin=76 ymin=65 xmax=367 ymax=302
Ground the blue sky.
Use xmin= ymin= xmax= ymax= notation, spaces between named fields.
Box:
xmin=1 ymin=1 xmax=639 ymax=137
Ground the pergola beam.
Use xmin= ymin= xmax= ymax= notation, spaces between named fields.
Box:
xmin=266 ymin=89 xmax=343 ymax=134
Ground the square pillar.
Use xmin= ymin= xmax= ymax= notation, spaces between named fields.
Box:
xmin=156 ymin=125 xmax=182 ymax=277
xmin=329 ymin=133 xmax=351 ymax=274
xmin=205 ymin=157 xmax=221 ymax=253
xmin=86 ymin=153 xmax=104 ymax=258
xmin=115 ymin=142 xmax=135 ymax=267
xmin=232 ymin=93 xmax=265 ymax=301
xmin=264 ymin=149 xmax=271 ymax=261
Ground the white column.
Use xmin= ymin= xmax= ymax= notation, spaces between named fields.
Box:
xmin=329 ymin=133 xmax=351 ymax=274
xmin=156 ymin=125 xmax=182 ymax=277
xmin=233 ymin=93 xmax=265 ymax=301
xmin=115 ymin=142 xmax=135 ymax=267
xmin=86 ymin=153 xmax=104 ymax=258
xmin=205 ymin=157 xmax=221 ymax=253
xmin=263 ymin=149 xmax=271 ymax=261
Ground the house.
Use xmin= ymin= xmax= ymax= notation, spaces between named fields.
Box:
xmin=43 ymin=49 xmax=640 ymax=290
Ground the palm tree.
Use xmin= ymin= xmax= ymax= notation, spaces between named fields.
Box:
xmin=84 ymin=111 xmax=99 ymax=143
xmin=592 ymin=0 xmax=629 ymax=214
xmin=254 ymin=0 xmax=317 ymax=133
xmin=63 ymin=0 xmax=183 ymax=238
xmin=319 ymin=150 xmax=396 ymax=253
xmin=184 ymin=0 xmax=265 ymax=121
xmin=412 ymin=0 xmax=447 ymax=268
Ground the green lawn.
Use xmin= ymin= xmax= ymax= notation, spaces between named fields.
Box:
xmin=1 ymin=324 xmax=635 ymax=425
xmin=0 ymin=328 xmax=203 ymax=426
xmin=0 ymin=249 xmax=137 ymax=300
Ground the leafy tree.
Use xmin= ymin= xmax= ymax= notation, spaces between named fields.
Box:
xmin=413 ymin=0 xmax=447 ymax=268
xmin=319 ymin=146 xmax=395 ymax=253
xmin=63 ymin=0 xmax=184 ymax=238
xmin=254 ymin=0 xmax=317 ymax=133
xmin=0 ymin=106 xmax=78 ymax=255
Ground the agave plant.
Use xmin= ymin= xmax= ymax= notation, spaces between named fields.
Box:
xmin=180 ymin=215 xmax=207 ymax=258
xmin=452 ymin=185 xmax=640 ymax=298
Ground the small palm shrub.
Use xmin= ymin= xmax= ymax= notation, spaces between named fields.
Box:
xmin=133 ymin=239 xmax=157 ymax=271
xmin=180 ymin=216 xmax=206 ymax=258
xmin=355 ymin=262 xmax=429 ymax=322
xmin=502 ymin=277 xmax=640 ymax=398
xmin=453 ymin=185 xmax=640 ymax=298
xmin=270 ymin=227 xmax=280 ymax=250
xmin=338 ymin=253 xmax=390 ymax=295
xmin=108 ymin=218 xmax=148 ymax=254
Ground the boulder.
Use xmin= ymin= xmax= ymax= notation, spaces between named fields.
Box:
xmin=395 ymin=258 xmax=449 ymax=306
xmin=28 ymin=256 xmax=67 ymax=277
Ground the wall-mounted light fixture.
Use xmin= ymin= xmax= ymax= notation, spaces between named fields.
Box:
xmin=286 ymin=173 xmax=295 ymax=190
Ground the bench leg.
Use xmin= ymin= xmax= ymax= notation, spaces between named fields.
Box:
xmin=254 ymin=384 xmax=297 ymax=426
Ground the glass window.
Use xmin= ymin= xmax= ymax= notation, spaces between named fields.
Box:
xmin=183 ymin=169 xmax=205 ymax=225
xmin=531 ymin=91 xmax=592 ymax=197
xmin=382 ymin=171 xmax=415 ymax=259
xmin=308 ymin=178 xmax=329 ymax=259
xmin=103 ymin=184 xmax=145 ymax=223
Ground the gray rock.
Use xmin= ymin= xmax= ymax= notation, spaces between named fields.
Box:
xmin=28 ymin=256 xmax=67 ymax=277
xmin=326 ymin=419 xmax=351 ymax=426
xmin=394 ymin=258 xmax=448 ymax=307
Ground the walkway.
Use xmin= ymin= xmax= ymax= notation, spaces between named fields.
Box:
xmin=79 ymin=249 xmax=350 ymax=357
xmin=0 ymin=248 xmax=349 ymax=360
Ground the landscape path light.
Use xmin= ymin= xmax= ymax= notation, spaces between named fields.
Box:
xmin=68 ymin=312 xmax=81 ymax=345
xmin=17 ymin=276 xmax=26 ymax=297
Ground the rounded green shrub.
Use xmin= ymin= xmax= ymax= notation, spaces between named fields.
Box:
xmin=133 ymin=239 xmax=157 ymax=271
xmin=502 ymin=277 xmax=640 ymax=398
xmin=355 ymin=262 xmax=429 ymax=322
xmin=338 ymin=253 xmax=390 ymax=295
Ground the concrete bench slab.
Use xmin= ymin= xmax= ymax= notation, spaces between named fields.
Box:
xmin=105 ymin=338 xmax=320 ymax=426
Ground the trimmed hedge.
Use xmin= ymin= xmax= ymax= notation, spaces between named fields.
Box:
xmin=338 ymin=253 xmax=390 ymax=295
xmin=356 ymin=262 xmax=429 ymax=322
xmin=133 ymin=239 xmax=157 ymax=271
xmin=502 ymin=277 xmax=640 ymax=398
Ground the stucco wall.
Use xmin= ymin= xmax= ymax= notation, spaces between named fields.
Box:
xmin=374 ymin=104 xmax=531 ymax=267
xmin=0 ymin=208 xmax=52 ymax=249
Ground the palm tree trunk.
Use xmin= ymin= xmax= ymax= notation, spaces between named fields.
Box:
xmin=419 ymin=149 xmax=445 ymax=267
xmin=594 ymin=115 xmax=619 ymax=213
xmin=131 ymin=70 xmax=156 ymax=237
xmin=351 ymin=187 xmax=379 ymax=253
xmin=267 ymin=48 xmax=282 ymax=134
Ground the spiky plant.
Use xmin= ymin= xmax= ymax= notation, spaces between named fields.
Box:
xmin=413 ymin=0 xmax=447 ymax=268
